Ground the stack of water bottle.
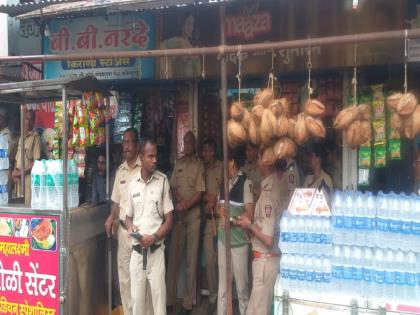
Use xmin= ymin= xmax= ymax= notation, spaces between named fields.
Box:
xmin=31 ymin=159 xmax=79 ymax=210
xmin=0 ymin=135 xmax=8 ymax=205
xmin=279 ymin=212 xmax=332 ymax=294
xmin=331 ymin=191 xmax=420 ymax=303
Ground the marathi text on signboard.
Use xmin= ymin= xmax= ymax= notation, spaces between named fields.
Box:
xmin=0 ymin=213 xmax=59 ymax=314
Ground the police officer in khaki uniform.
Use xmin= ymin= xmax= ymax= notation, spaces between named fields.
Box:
xmin=12 ymin=110 xmax=41 ymax=205
xmin=104 ymin=128 xmax=141 ymax=315
xmin=167 ymin=131 xmax=205 ymax=314
xmin=237 ymin=156 xmax=288 ymax=315
xmin=201 ymin=138 xmax=223 ymax=314
xmin=124 ymin=139 xmax=174 ymax=315
xmin=242 ymin=143 xmax=262 ymax=202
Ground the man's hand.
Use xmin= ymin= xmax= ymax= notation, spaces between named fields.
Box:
xmin=12 ymin=169 xmax=21 ymax=184
xmin=236 ymin=216 xmax=252 ymax=229
xmin=104 ymin=214 xmax=115 ymax=238
xmin=139 ymin=234 xmax=155 ymax=249
xmin=175 ymin=201 xmax=187 ymax=212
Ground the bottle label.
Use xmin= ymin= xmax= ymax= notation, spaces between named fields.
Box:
xmin=412 ymin=222 xmax=420 ymax=236
xmin=377 ymin=218 xmax=389 ymax=232
xmin=365 ymin=217 xmax=375 ymax=230
xmin=333 ymin=215 xmax=344 ymax=228
xmin=389 ymin=220 xmax=402 ymax=234
xmin=321 ymin=234 xmax=332 ymax=245
xmin=297 ymin=232 xmax=305 ymax=244
xmin=46 ymin=175 xmax=54 ymax=187
xmin=281 ymin=268 xmax=289 ymax=279
xmin=343 ymin=216 xmax=353 ymax=229
xmin=401 ymin=221 xmax=412 ymax=235
xmin=332 ymin=265 xmax=343 ymax=279
xmin=363 ymin=268 xmax=373 ymax=283
xmin=297 ymin=270 xmax=306 ymax=281
xmin=288 ymin=269 xmax=297 ymax=280
xmin=343 ymin=266 xmax=353 ymax=280
xmin=305 ymin=271 xmax=315 ymax=282
xmin=353 ymin=267 xmax=363 ymax=281
xmin=281 ymin=232 xmax=290 ymax=243
xmin=314 ymin=233 xmax=321 ymax=244
xmin=354 ymin=217 xmax=366 ymax=230
xmin=323 ymin=272 xmax=331 ymax=283
xmin=405 ymin=272 xmax=416 ymax=287
xmin=374 ymin=270 xmax=385 ymax=284
xmin=306 ymin=233 xmax=315 ymax=244
xmin=315 ymin=272 xmax=323 ymax=283
xmin=384 ymin=270 xmax=395 ymax=285
xmin=394 ymin=271 xmax=405 ymax=285
xmin=290 ymin=232 xmax=298 ymax=243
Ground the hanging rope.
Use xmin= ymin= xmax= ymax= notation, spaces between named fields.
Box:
xmin=165 ymin=50 xmax=169 ymax=80
xmin=404 ymin=29 xmax=408 ymax=94
xmin=201 ymin=48 xmax=206 ymax=79
xmin=352 ymin=44 xmax=358 ymax=105
xmin=236 ymin=45 xmax=242 ymax=103
xmin=307 ymin=38 xmax=313 ymax=99
xmin=268 ymin=48 xmax=277 ymax=91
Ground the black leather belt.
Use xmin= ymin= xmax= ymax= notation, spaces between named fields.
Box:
xmin=133 ymin=243 xmax=161 ymax=270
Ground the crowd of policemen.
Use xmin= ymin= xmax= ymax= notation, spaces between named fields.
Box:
xmin=104 ymin=127 xmax=334 ymax=315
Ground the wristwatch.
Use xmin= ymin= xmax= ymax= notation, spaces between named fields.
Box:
xmin=153 ymin=233 xmax=159 ymax=243
xmin=247 ymin=223 xmax=254 ymax=231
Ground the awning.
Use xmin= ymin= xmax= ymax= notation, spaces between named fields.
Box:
xmin=0 ymin=0 xmax=81 ymax=17
xmin=15 ymin=0 xmax=234 ymax=20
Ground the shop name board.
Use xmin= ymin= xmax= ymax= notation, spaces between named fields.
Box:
xmin=44 ymin=13 xmax=155 ymax=80
xmin=0 ymin=214 xmax=59 ymax=314
xmin=225 ymin=4 xmax=271 ymax=40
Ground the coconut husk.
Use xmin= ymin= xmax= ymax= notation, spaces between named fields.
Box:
xmin=273 ymin=138 xmax=286 ymax=160
xmin=261 ymin=146 xmax=277 ymax=167
xmin=279 ymin=98 xmax=289 ymax=117
xmin=391 ymin=112 xmax=405 ymax=134
xmin=251 ymin=104 xmax=264 ymax=125
xmin=283 ymin=137 xmax=297 ymax=158
xmin=357 ymin=103 xmax=371 ymax=120
xmin=254 ymin=88 xmax=274 ymax=108
xmin=295 ymin=113 xmax=309 ymax=145
xmin=288 ymin=118 xmax=297 ymax=141
xmin=227 ymin=119 xmax=247 ymax=147
xmin=333 ymin=106 xmax=360 ymax=130
xmin=345 ymin=120 xmax=361 ymax=149
xmin=268 ymin=99 xmax=283 ymax=117
xmin=230 ymin=101 xmax=244 ymax=121
xmin=386 ymin=92 xmax=403 ymax=111
xmin=359 ymin=120 xmax=371 ymax=144
xmin=405 ymin=105 xmax=420 ymax=139
xmin=304 ymin=99 xmax=325 ymax=117
xmin=276 ymin=115 xmax=289 ymax=137
xmin=260 ymin=109 xmax=277 ymax=145
xmin=248 ymin=119 xmax=260 ymax=145
xmin=241 ymin=109 xmax=253 ymax=129
xmin=305 ymin=116 xmax=326 ymax=138
xmin=397 ymin=93 xmax=417 ymax=117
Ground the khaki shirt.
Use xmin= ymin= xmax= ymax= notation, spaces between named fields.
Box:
xmin=252 ymin=173 xmax=287 ymax=254
xmin=15 ymin=131 xmax=41 ymax=205
xmin=170 ymin=155 xmax=205 ymax=218
xmin=111 ymin=158 xmax=142 ymax=221
xmin=125 ymin=169 xmax=173 ymax=245
xmin=242 ymin=161 xmax=261 ymax=201
xmin=205 ymin=159 xmax=223 ymax=196
xmin=303 ymin=170 xmax=334 ymax=202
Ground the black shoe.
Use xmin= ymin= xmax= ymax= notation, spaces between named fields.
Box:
xmin=207 ymin=302 xmax=217 ymax=315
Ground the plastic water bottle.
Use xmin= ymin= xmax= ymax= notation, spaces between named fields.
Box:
xmin=305 ymin=255 xmax=315 ymax=293
xmin=0 ymin=170 xmax=7 ymax=205
xmin=412 ymin=197 xmax=420 ymax=253
xmin=342 ymin=246 xmax=353 ymax=294
xmin=31 ymin=160 xmax=42 ymax=209
xmin=296 ymin=216 xmax=305 ymax=254
xmin=322 ymin=257 xmax=332 ymax=294
xmin=384 ymin=249 xmax=395 ymax=300
xmin=362 ymin=247 xmax=374 ymax=298
xmin=280 ymin=214 xmax=290 ymax=253
xmin=314 ymin=256 xmax=323 ymax=292
xmin=376 ymin=192 xmax=389 ymax=249
xmin=400 ymin=196 xmax=412 ymax=252
xmin=373 ymin=248 xmax=385 ymax=299
xmin=353 ymin=192 xmax=365 ymax=246
xmin=288 ymin=255 xmax=297 ymax=292
xmin=332 ymin=245 xmax=343 ymax=293
xmin=313 ymin=217 xmax=322 ymax=255
xmin=40 ymin=160 xmax=47 ymax=208
xmin=404 ymin=251 xmax=417 ymax=303
xmin=343 ymin=192 xmax=354 ymax=246
xmin=289 ymin=215 xmax=298 ymax=254
xmin=0 ymin=135 xmax=9 ymax=170
xmin=332 ymin=191 xmax=344 ymax=245
xmin=416 ymin=253 xmax=420 ymax=300
xmin=320 ymin=217 xmax=332 ymax=256
xmin=296 ymin=255 xmax=306 ymax=291
xmin=394 ymin=250 xmax=406 ymax=301
xmin=306 ymin=216 xmax=315 ymax=255
xmin=388 ymin=194 xmax=402 ymax=250
xmin=280 ymin=254 xmax=290 ymax=291
xmin=67 ymin=160 xmax=79 ymax=209
xmin=352 ymin=246 xmax=363 ymax=296
xmin=366 ymin=192 xmax=376 ymax=248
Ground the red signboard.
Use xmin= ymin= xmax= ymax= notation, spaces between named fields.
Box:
xmin=0 ymin=213 xmax=59 ymax=315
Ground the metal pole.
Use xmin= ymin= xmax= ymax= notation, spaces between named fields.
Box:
xmin=19 ymin=105 xmax=25 ymax=199
xmin=105 ymin=97 xmax=110 ymax=199
xmin=0 ymin=28 xmax=420 ymax=62
xmin=220 ymin=5 xmax=233 ymax=315
xmin=105 ymin=97 xmax=112 ymax=315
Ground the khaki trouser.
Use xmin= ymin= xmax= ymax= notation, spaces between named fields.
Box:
xmin=166 ymin=212 xmax=201 ymax=310
xmin=203 ymin=219 xmax=218 ymax=304
xmin=118 ymin=225 xmax=133 ymax=315
xmin=217 ymin=241 xmax=249 ymax=315
xmin=130 ymin=246 xmax=166 ymax=315
xmin=246 ymin=257 xmax=279 ymax=315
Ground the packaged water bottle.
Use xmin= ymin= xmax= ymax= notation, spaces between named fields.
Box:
xmin=416 ymin=253 xmax=420 ymax=300
xmin=332 ymin=191 xmax=344 ymax=245
xmin=322 ymin=257 xmax=332 ymax=294
xmin=384 ymin=249 xmax=395 ymax=300
xmin=332 ymin=245 xmax=343 ymax=293
xmin=288 ymin=255 xmax=297 ymax=292
xmin=404 ymin=251 xmax=417 ymax=303
xmin=39 ymin=160 xmax=47 ymax=209
xmin=314 ymin=256 xmax=323 ymax=292
xmin=305 ymin=255 xmax=315 ymax=293
xmin=320 ymin=217 xmax=332 ymax=256
xmin=313 ymin=217 xmax=323 ymax=255
xmin=412 ymin=197 xmax=420 ymax=253
xmin=373 ymin=248 xmax=385 ymax=299
xmin=342 ymin=246 xmax=353 ymax=294
xmin=46 ymin=160 xmax=54 ymax=209
xmin=280 ymin=213 xmax=290 ymax=253
xmin=400 ymin=196 xmax=412 ymax=252
xmin=394 ymin=250 xmax=406 ymax=301
xmin=55 ymin=160 xmax=64 ymax=210
xmin=306 ymin=216 xmax=315 ymax=255
xmin=0 ymin=135 xmax=8 ymax=170
xmin=365 ymin=192 xmax=377 ymax=248
xmin=69 ymin=159 xmax=79 ymax=208
xmin=31 ymin=160 xmax=41 ymax=209
xmin=280 ymin=254 xmax=290 ymax=291
xmin=353 ymin=192 xmax=365 ymax=246
xmin=362 ymin=247 xmax=374 ymax=298
xmin=0 ymin=170 xmax=7 ymax=205
xmin=296 ymin=255 xmax=306 ymax=291
xmin=343 ymin=192 xmax=355 ymax=246
xmin=376 ymin=192 xmax=389 ymax=249
xmin=296 ymin=216 xmax=305 ymax=254
xmin=388 ymin=194 xmax=402 ymax=250
xmin=289 ymin=215 xmax=298 ymax=254
xmin=352 ymin=246 xmax=363 ymax=296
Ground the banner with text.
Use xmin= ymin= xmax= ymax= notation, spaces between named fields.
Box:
xmin=44 ymin=13 xmax=155 ymax=80
xmin=0 ymin=213 xmax=59 ymax=315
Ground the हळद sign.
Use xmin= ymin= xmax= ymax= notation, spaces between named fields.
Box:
xmin=43 ymin=13 xmax=155 ymax=80
xmin=0 ymin=213 xmax=59 ymax=314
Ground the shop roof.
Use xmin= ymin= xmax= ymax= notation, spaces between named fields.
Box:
xmin=15 ymin=0 xmax=234 ymax=19
xmin=0 ymin=75 xmax=111 ymax=104
xmin=0 ymin=0 xmax=81 ymax=17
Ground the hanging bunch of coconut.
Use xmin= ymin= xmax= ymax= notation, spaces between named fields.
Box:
xmin=386 ymin=92 xmax=420 ymax=139
xmin=228 ymin=88 xmax=326 ymax=166
xmin=333 ymin=103 xmax=371 ymax=149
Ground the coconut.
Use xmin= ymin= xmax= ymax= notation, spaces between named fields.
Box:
xmin=305 ymin=116 xmax=326 ymax=138
xmin=241 ymin=109 xmax=252 ymax=129
xmin=230 ymin=101 xmax=244 ymax=121
xmin=357 ymin=103 xmax=371 ymax=120
xmin=359 ymin=120 xmax=371 ymax=144
xmin=279 ymin=97 xmax=289 ymax=117
xmin=273 ymin=138 xmax=286 ymax=159
xmin=269 ymin=99 xmax=282 ymax=117
xmin=304 ymin=99 xmax=325 ymax=117
xmin=254 ymin=88 xmax=274 ymax=107
xmin=295 ymin=113 xmax=308 ymax=145
xmin=405 ymin=105 xmax=420 ymax=139
xmin=276 ymin=115 xmax=289 ymax=137
xmin=345 ymin=120 xmax=361 ymax=149
xmin=251 ymin=104 xmax=264 ymax=125
xmin=333 ymin=106 xmax=360 ymax=130
xmin=397 ymin=92 xmax=417 ymax=117
xmin=288 ymin=117 xmax=297 ymax=141
xmin=227 ymin=119 xmax=247 ymax=147
xmin=261 ymin=146 xmax=277 ymax=166
xmin=391 ymin=112 xmax=405 ymax=134
xmin=283 ymin=137 xmax=297 ymax=158
xmin=260 ymin=108 xmax=277 ymax=145
xmin=386 ymin=92 xmax=403 ymax=111
xmin=248 ymin=119 xmax=260 ymax=145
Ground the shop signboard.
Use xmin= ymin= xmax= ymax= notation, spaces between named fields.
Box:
xmin=0 ymin=213 xmax=59 ymax=314
xmin=44 ymin=13 xmax=155 ymax=80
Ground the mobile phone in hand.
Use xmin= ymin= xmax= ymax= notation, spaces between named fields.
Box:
xmin=130 ymin=231 xmax=143 ymax=239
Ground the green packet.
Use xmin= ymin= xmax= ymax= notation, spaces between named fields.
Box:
xmin=388 ymin=139 xmax=401 ymax=160
xmin=359 ymin=146 xmax=371 ymax=169
xmin=373 ymin=120 xmax=386 ymax=144
xmin=374 ymin=143 xmax=387 ymax=168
